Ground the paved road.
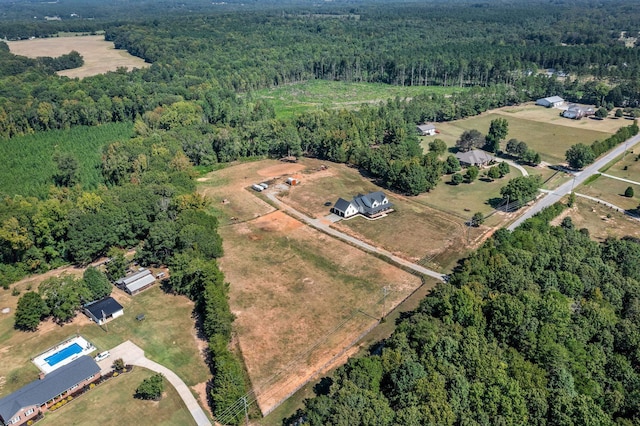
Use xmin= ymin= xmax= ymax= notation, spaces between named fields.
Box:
xmin=99 ymin=341 xmax=211 ymax=426
xmin=507 ymin=133 xmax=640 ymax=231
xmin=265 ymin=192 xmax=446 ymax=281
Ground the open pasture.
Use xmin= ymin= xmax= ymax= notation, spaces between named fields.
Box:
xmin=432 ymin=108 xmax=617 ymax=164
xmin=7 ymin=35 xmax=150 ymax=78
xmin=278 ymin=159 xmax=505 ymax=270
xmin=603 ymin=151 xmax=640 ymax=182
xmin=577 ymin=175 xmax=640 ymax=212
xmin=254 ymin=80 xmax=466 ymax=119
xmin=219 ymin=210 xmax=421 ymax=414
xmin=553 ymin=197 xmax=640 ymax=242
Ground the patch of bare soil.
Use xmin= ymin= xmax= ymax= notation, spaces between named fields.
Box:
xmin=257 ymin=163 xmax=305 ymax=178
xmin=192 ymin=382 xmax=213 ymax=418
xmin=7 ymin=35 xmax=149 ymax=78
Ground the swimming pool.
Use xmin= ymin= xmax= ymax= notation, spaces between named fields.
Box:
xmin=44 ymin=342 xmax=83 ymax=367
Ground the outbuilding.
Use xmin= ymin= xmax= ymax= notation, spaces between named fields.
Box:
xmin=83 ymin=297 xmax=124 ymax=325
xmin=115 ymin=268 xmax=156 ymax=295
xmin=416 ymin=123 xmax=437 ymax=136
xmin=536 ymin=96 xmax=564 ymax=108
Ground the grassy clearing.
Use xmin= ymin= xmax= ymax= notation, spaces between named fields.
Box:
xmin=0 ymin=122 xmax=133 ymax=198
xmin=577 ymin=175 xmax=640 ymax=211
xmin=7 ymin=35 xmax=150 ymax=78
xmin=39 ymin=367 xmax=196 ymax=426
xmin=557 ymin=197 xmax=640 ymax=241
xmin=0 ymin=285 xmax=209 ymax=399
xmin=603 ymin=151 xmax=640 ymax=183
xmin=433 ymin=112 xmax=614 ymax=164
xmin=253 ymin=80 xmax=466 ymax=119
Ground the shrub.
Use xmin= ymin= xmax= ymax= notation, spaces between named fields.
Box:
xmin=135 ymin=374 xmax=164 ymax=400
xmin=625 ymin=186 xmax=634 ymax=197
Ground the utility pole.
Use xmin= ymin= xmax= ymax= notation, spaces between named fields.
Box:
xmin=505 ymin=194 xmax=509 ymax=213
xmin=382 ymin=286 xmax=389 ymax=319
xmin=243 ymin=396 xmax=248 ymax=426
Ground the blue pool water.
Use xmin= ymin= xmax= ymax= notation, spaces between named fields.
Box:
xmin=45 ymin=342 xmax=83 ymax=366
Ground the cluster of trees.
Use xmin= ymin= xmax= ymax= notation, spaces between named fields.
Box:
xmin=506 ymin=139 xmax=541 ymax=165
xmin=566 ymin=121 xmax=639 ymax=169
xmin=135 ymin=373 xmax=164 ymax=400
xmin=290 ymin=204 xmax=640 ymax=425
xmin=500 ymin=175 xmax=543 ymax=207
xmin=14 ymin=266 xmax=111 ymax=330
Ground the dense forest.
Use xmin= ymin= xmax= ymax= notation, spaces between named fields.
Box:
xmin=289 ymin=205 xmax=640 ymax=425
xmin=3 ymin=1 xmax=640 ymax=424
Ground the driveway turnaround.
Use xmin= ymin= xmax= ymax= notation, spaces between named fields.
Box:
xmin=100 ymin=340 xmax=211 ymax=426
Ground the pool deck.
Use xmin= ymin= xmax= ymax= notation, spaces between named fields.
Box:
xmin=32 ymin=335 xmax=96 ymax=375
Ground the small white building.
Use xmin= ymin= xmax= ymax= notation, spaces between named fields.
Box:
xmin=417 ymin=123 xmax=437 ymax=136
xmin=83 ymin=297 xmax=124 ymax=325
xmin=536 ymin=96 xmax=564 ymax=108
xmin=115 ymin=268 xmax=156 ymax=295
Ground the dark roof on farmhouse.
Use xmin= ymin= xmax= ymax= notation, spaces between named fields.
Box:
xmin=332 ymin=197 xmax=352 ymax=212
xmin=84 ymin=296 xmax=123 ymax=319
xmin=353 ymin=192 xmax=392 ymax=215
xmin=0 ymin=356 xmax=100 ymax=422
xmin=455 ymin=149 xmax=495 ymax=165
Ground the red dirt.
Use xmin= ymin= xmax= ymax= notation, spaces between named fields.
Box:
xmin=257 ymin=163 xmax=305 ymax=178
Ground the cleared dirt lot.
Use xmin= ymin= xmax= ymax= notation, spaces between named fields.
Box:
xmin=201 ymin=160 xmax=423 ymax=414
xmin=7 ymin=35 xmax=149 ymax=78
xmin=220 ymin=210 xmax=421 ymax=414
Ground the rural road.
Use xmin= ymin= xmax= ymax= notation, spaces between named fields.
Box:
xmin=99 ymin=341 xmax=211 ymax=426
xmin=507 ymin=133 xmax=640 ymax=231
xmin=265 ymin=192 xmax=447 ymax=281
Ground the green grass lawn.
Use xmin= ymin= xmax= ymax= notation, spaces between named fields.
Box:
xmin=431 ymin=114 xmax=613 ymax=165
xmin=603 ymin=151 xmax=640 ymax=183
xmin=253 ymin=80 xmax=467 ymax=119
xmin=39 ymin=367 xmax=196 ymax=426
xmin=0 ymin=285 xmax=210 ymax=399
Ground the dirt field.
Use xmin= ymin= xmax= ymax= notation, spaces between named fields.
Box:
xmin=220 ymin=210 xmax=421 ymax=414
xmin=7 ymin=35 xmax=149 ymax=78
xmin=553 ymin=197 xmax=640 ymax=241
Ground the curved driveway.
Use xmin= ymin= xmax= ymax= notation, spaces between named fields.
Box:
xmin=99 ymin=340 xmax=211 ymax=426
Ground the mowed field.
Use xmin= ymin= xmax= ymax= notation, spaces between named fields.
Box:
xmin=0 ymin=280 xmax=211 ymax=418
xmin=199 ymin=159 xmax=423 ymax=414
xmin=7 ymin=35 xmax=149 ymax=78
xmin=279 ymin=159 xmax=511 ymax=270
xmin=430 ymin=104 xmax=620 ymax=164
xmin=578 ymin=174 xmax=640 ymax=212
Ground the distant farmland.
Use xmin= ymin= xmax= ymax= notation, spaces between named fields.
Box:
xmin=7 ymin=35 xmax=149 ymax=78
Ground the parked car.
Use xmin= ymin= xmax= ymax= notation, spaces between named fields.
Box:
xmin=95 ymin=351 xmax=110 ymax=362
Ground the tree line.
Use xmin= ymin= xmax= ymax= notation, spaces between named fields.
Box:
xmin=288 ymin=203 xmax=640 ymax=425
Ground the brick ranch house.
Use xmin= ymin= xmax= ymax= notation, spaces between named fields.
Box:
xmin=0 ymin=356 xmax=100 ymax=426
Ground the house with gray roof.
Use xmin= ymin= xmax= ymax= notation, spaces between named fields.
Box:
xmin=0 ymin=356 xmax=101 ymax=426
xmin=416 ymin=123 xmax=437 ymax=136
xmin=455 ymin=149 xmax=496 ymax=167
xmin=83 ymin=297 xmax=124 ymax=325
xmin=331 ymin=192 xmax=393 ymax=219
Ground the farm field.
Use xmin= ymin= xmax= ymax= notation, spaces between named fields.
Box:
xmin=0 ymin=122 xmax=133 ymax=198
xmin=577 ymin=175 xmax=640 ymax=212
xmin=254 ymin=80 xmax=466 ymax=119
xmin=7 ymin=35 xmax=150 ymax=78
xmin=219 ymin=210 xmax=421 ymax=414
xmin=603 ymin=150 xmax=640 ymax=182
xmin=0 ymin=283 xmax=210 ymax=409
xmin=431 ymin=107 xmax=617 ymax=164
xmin=552 ymin=197 xmax=640 ymax=241
xmin=39 ymin=367 xmax=196 ymax=426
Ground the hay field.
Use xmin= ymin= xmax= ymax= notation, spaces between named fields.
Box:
xmin=578 ymin=175 xmax=640 ymax=211
xmin=7 ymin=35 xmax=149 ymax=78
xmin=431 ymin=105 xmax=619 ymax=164
xmin=220 ymin=210 xmax=421 ymax=414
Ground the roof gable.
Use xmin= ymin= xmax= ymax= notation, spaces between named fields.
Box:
xmin=0 ymin=356 xmax=100 ymax=421
xmin=84 ymin=297 xmax=123 ymax=318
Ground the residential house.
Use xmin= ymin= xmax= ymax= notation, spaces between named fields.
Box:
xmin=416 ymin=123 xmax=437 ymax=136
xmin=115 ymin=268 xmax=155 ymax=295
xmin=0 ymin=356 xmax=101 ymax=426
xmin=536 ymin=96 xmax=564 ymax=108
xmin=455 ymin=149 xmax=496 ymax=167
xmin=83 ymin=297 xmax=124 ymax=325
xmin=562 ymin=104 xmax=595 ymax=120
xmin=331 ymin=192 xmax=393 ymax=218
